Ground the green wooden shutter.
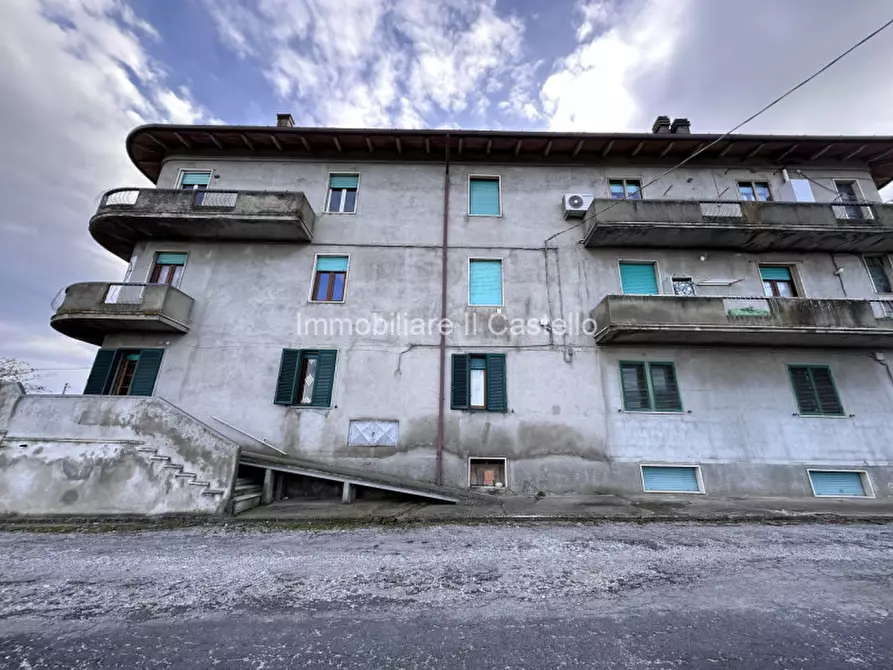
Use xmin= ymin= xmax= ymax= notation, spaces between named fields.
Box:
xmin=809 ymin=366 xmax=843 ymax=415
xmin=129 ymin=349 xmax=164 ymax=396
xmin=789 ymin=365 xmax=820 ymax=414
xmin=620 ymin=362 xmax=651 ymax=411
xmin=311 ymin=350 xmax=337 ymax=407
xmin=485 ymin=354 xmax=507 ymax=412
xmin=649 ymin=363 xmax=682 ymax=412
xmin=450 ymin=354 xmax=469 ymax=409
xmin=274 ymin=349 xmax=300 ymax=405
xmin=84 ymin=349 xmax=118 ymax=395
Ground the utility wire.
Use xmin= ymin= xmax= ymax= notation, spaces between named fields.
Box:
xmin=545 ymin=16 xmax=893 ymax=245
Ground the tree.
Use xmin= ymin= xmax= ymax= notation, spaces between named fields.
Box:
xmin=0 ymin=357 xmax=46 ymax=393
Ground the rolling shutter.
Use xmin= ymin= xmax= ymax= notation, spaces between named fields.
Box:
xmin=311 ymin=350 xmax=337 ymax=408
xmin=274 ymin=349 xmax=300 ymax=405
xmin=619 ymin=262 xmax=658 ymax=295
xmin=642 ymin=466 xmax=700 ymax=493
xmin=759 ymin=266 xmax=792 ymax=281
xmin=155 ymin=252 xmax=187 ymax=265
xmin=649 ymin=363 xmax=682 ymax=412
xmin=180 ymin=171 xmax=211 ymax=187
xmin=469 ymin=178 xmax=500 ymax=216
xmin=450 ymin=354 xmax=469 ymax=410
xmin=809 ymin=471 xmax=867 ymax=497
xmin=316 ymin=256 xmax=349 ymax=272
xmin=485 ymin=354 xmax=507 ymax=412
xmin=620 ymin=362 xmax=651 ymax=411
xmin=129 ymin=349 xmax=164 ymax=396
xmin=469 ymin=259 xmax=503 ymax=305
xmin=329 ymin=174 xmax=359 ymax=189
xmin=83 ymin=349 xmax=117 ymax=395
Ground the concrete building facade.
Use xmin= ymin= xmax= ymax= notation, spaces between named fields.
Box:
xmin=6 ymin=116 xmax=893 ymax=514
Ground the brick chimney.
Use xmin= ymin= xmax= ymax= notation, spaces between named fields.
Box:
xmin=670 ymin=118 xmax=691 ymax=134
xmin=651 ymin=116 xmax=671 ymax=133
xmin=276 ymin=113 xmax=295 ymax=128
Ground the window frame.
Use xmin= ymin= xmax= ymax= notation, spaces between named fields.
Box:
xmin=758 ymin=263 xmax=805 ymax=298
xmin=468 ymin=457 xmax=508 ymax=489
xmin=451 ymin=353 xmax=508 ymax=413
xmin=861 ymin=254 xmax=893 ymax=295
xmin=325 ymin=172 xmax=360 ymax=215
xmin=640 ymin=464 xmax=705 ymax=494
xmin=608 ymin=177 xmax=644 ymax=200
xmin=148 ymin=251 xmax=188 ymax=288
xmin=467 ymin=257 xmax=505 ymax=307
xmin=833 ymin=179 xmax=872 ymax=220
xmin=617 ymin=259 xmax=661 ymax=295
xmin=275 ymin=348 xmax=339 ymax=408
xmin=619 ymin=360 xmax=684 ymax=413
xmin=308 ymin=253 xmax=350 ymax=303
xmin=787 ymin=364 xmax=845 ymax=417
xmin=737 ymin=180 xmax=773 ymax=202
xmin=469 ymin=357 xmax=487 ymax=409
xmin=176 ymin=169 xmax=213 ymax=190
xmin=807 ymin=469 xmax=874 ymax=498
xmin=467 ymin=174 xmax=503 ymax=217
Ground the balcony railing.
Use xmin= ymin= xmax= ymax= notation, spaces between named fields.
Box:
xmin=50 ymin=282 xmax=194 ymax=345
xmin=91 ymin=187 xmax=316 ymax=259
xmin=591 ymin=294 xmax=893 ymax=348
xmin=583 ymin=198 xmax=893 ymax=252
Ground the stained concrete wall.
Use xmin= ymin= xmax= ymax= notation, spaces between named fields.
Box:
xmin=0 ymin=385 xmax=239 ymax=516
xmin=77 ymin=156 xmax=893 ymax=498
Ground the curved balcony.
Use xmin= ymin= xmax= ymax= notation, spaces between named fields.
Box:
xmin=50 ymin=282 xmax=194 ymax=345
xmin=583 ymin=199 xmax=893 ymax=252
xmin=91 ymin=188 xmax=316 ymax=259
xmin=591 ymin=294 xmax=893 ymax=348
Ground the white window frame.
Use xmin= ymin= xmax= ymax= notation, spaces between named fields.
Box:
xmin=608 ymin=177 xmax=644 ymax=200
xmin=147 ymin=250 xmax=189 ymax=289
xmin=807 ymin=468 xmax=875 ymax=498
xmin=467 ymin=257 xmax=504 ymax=307
xmin=176 ymin=169 xmax=213 ymax=190
xmin=467 ymin=456 xmax=508 ymax=489
xmin=467 ymin=174 xmax=502 ymax=217
xmin=616 ymin=259 xmax=662 ymax=295
xmin=308 ymin=253 xmax=351 ymax=304
xmin=325 ymin=172 xmax=360 ymax=215
xmin=861 ymin=254 xmax=893 ymax=295
xmin=639 ymin=464 xmax=705 ymax=494
xmin=736 ymin=180 xmax=773 ymax=202
xmin=756 ymin=262 xmax=807 ymax=298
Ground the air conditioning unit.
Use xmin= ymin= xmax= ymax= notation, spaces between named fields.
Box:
xmin=562 ymin=193 xmax=594 ymax=219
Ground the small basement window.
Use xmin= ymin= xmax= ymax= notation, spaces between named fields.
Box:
xmin=469 ymin=458 xmax=506 ymax=488
xmin=641 ymin=465 xmax=703 ymax=493
xmin=808 ymin=470 xmax=871 ymax=498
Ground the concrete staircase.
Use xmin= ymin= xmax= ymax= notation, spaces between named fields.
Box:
xmin=136 ymin=446 xmax=226 ymax=497
xmin=230 ymin=477 xmax=263 ymax=514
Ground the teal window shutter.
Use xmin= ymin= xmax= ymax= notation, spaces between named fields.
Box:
xmin=469 ymin=259 xmax=503 ymax=305
xmin=180 ymin=171 xmax=211 ymax=187
xmin=642 ymin=466 xmax=701 ymax=492
xmin=809 ymin=471 xmax=867 ymax=497
xmin=129 ymin=349 xmax=164 ymax=396
xmin=451 ymin=354 xmax=469 ymax=409
xmin=311 ymin=350 xmax=337 ymax=407
xmin=316 ymin=256 xmax=349 ymax=272
xmin=469 ymin=177 xmax=500 ymax=216
xmin=329 ymin=174 xmax=359 ymax=189
xmin=274 ymin=349 xmax=300 ymax=405
xmin=84 ymin=349 xmax=118 ymax=395
xmin=789 ymin=365 xmax=843 ymax=416
xmin=620 ymin=362 xmax=651 ymax=410
xmin=485 ymin=354 xmax=507 ymax=411
xmin=156 ymin=252 xmax=187 ymax=265
xmin=648 ymin=363 xmax=682 ymax=412
xmin=619 ymin=262 xmax=658 ymax=294
xmin=759 ymin=266 xmax=792 ymax=281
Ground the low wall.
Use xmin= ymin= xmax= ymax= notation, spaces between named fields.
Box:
xmin=0 ymin=384 xmax=239 ymax=516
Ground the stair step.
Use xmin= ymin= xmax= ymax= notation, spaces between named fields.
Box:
xmin=149 ymin=455 xmax=171 ymax=462
xmin=232 ymin=492 xmax=263 ymax=515
xmin=136 ymin=447 xmax=158 ymax=453
xmin=175 ymin=472 xmax=197 ymax=479
xmin=235 ymin=478 xmax=255 ymax=487
xmin=202 ymin=489 xmax=225 ymax=496
xmin=162 ymin=464 xmax=183 ymax=470
xmin=188 ymin=481 xmax=210 ymax=488
xmin=234 ymin=484 xmax=263 ymax=495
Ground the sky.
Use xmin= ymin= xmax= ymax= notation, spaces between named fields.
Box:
xmin=2 ymin=0 xmax=893 ymax=393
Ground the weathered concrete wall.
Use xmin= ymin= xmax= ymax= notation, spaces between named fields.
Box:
xmin=78 ymin=157 xmax=893 ymax=499
xmin=0 ymin=386 xmax=239 ymax=516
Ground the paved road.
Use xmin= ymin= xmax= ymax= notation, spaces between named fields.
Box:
xmin=1 ymin=522 xmax=891 ymax=669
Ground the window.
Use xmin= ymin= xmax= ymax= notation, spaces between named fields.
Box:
xmin=641 ymin=466 xmax=703 ymax=493
xmin=468 ymin=176 xmax=501 ymax=216
xmin=149 ymin=252 xmax=187 ymax=287
xmin=274 ymin=349 xmax=337 ymax=407
xmin=738 ymin=181 xmax=772 ymax=202
xmin=326 ymin=174 xmax=359 ymax=213
xmin=83 ymin=349 xmax=164 ymax=396
xmin=620 ymin=362 xmax=682 ymax=412
xmin=179 ymin=171 xmax=211 ymax=190
xmin=759 ymin=265 xmax=798 ymax=297
xmin=835 ymin=180 xmax=865 ymax=220
xmin=864 ymin=255 xmax=893 ymax=294
xmin=609 ymin=179 xmax=642 ymax=200
xmin=469 ymin=458 xmax=507 ymax=488
xmin=468 ymin=259 xmax=503 ymax=306
xmin=808 ymin=470 xmax=871 ymax=498
xmin=619 ymin=261 xmax=659 ymax=295
xmin=788 ymin=365 xmax=844 ymax=416
xmin=311 ymin=256 xmax=348 ymax=302
xmin=451 ymin=354 xmax=507 ymax=412
xmin=672 ymin=276 xmax=695 ymax=296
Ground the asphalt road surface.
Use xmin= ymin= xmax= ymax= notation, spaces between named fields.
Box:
xmin=1 ymin=522 xmax=891 ymax=669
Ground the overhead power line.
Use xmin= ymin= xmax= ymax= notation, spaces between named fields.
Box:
xmin=546 ymin=16 xmax=893 ymax=244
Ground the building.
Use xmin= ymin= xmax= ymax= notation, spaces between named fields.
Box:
xmin=3 ymin=113 xmax=893 ymax=515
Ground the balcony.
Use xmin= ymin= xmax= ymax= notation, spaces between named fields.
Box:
xmin=50 ymin=283 xmax=194 ymax=345
xmin=583 ymin=199 xmax=893 ymax=252
xmin=591 ymin=294 xmax=893 ymax=348
xmin=91 ymin=188 xmax=316 ymax=259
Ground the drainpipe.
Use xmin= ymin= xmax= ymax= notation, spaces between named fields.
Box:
xmin=435 ymin=134 xmax=451 ymax=486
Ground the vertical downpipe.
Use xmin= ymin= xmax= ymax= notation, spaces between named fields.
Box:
xmin=435 ymin=135 xmax=451 ymax=486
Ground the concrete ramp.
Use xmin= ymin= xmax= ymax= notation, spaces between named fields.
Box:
xmin=239 ymin=450 xmax=462 ymax=504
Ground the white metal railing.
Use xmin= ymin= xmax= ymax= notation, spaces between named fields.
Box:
xmin=50 ymin=288 xmax=67 ymax=311
xmin=195 ymin=191 xmax=238 ymax=207
xmin=103 ymin=283 xmax=147 ymax=305
xmin=871 ymin=300 xmax=893 ymax=319
xmin=104 ymin=189 xmax=140 ymax=206
xmin=700 ymin=202 xmax=742 ymax=218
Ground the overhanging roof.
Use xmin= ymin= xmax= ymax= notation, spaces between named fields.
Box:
xmin=127 ymin=124 xmax=893 ymax=188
